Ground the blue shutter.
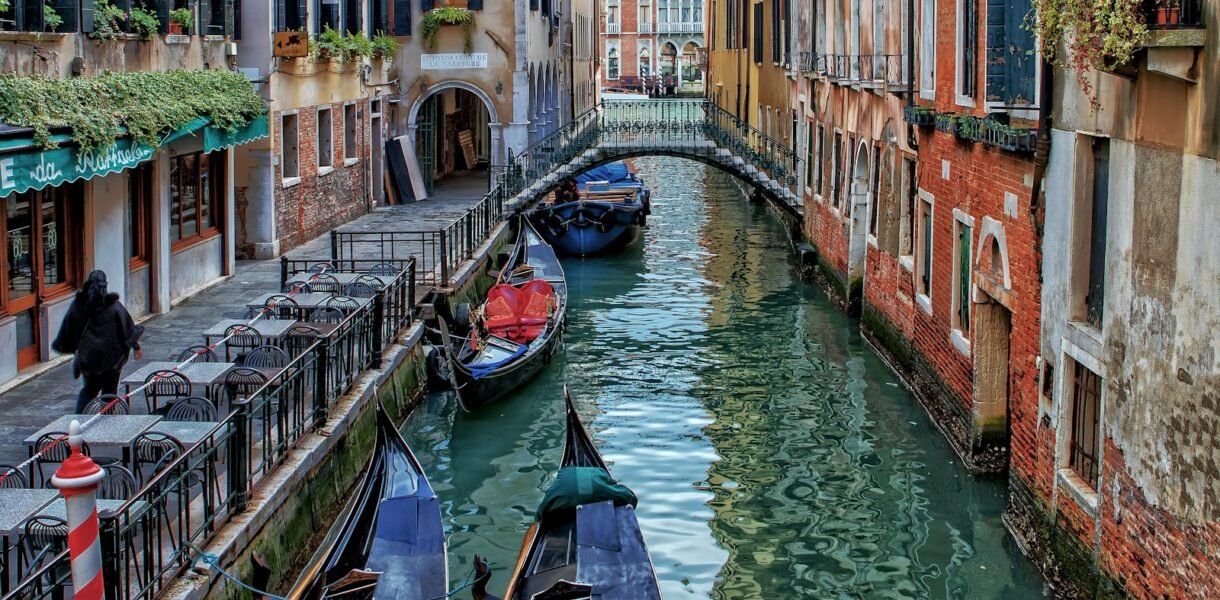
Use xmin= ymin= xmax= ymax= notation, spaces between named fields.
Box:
xmin=986 ymin=0 xmax=1037 ymax=106
xmin=421 ymin=0 xmax=432 ymax=11
xmin=392 ymin=0 xmax=410 ymax=34
xmin=468 ymin=0 xmax=481 ymax=9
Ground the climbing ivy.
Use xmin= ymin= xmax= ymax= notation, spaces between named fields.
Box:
xmin=0 ymin=69 xmax=266 ymax=151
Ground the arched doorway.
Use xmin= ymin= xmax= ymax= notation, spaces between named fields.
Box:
xmin=661 ymin=42 xmax=678 ymax=78
xmin=408 ymin=81 xmax=499 ymax=197
xmin=848 ymin=142 xmax=871 ymax=298
xmin=682 ymin=41 xmax=700 ymax=86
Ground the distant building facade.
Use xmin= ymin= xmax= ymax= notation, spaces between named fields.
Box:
xmin=601 ymin=0 xmax=705 ymax=93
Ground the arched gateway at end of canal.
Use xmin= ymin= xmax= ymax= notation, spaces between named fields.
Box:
xmin=495 ymin=99 xmax=806 ymax=220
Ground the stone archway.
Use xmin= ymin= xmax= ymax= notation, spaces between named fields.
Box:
xmin=846 ymin=140 xmax=871 ymax=311
xmin=408 ymin=80 xmax=503 ymax=169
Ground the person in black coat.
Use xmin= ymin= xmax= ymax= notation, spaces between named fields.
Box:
xmin=52 ymin=270 xmax=144 ymax=413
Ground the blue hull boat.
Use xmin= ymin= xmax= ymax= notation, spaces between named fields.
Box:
xmin=529 ymin=162 xmax=651 ymax=257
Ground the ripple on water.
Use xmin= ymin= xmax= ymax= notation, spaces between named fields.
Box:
xmin=400 ymin=158 xmax=1046 ymax=599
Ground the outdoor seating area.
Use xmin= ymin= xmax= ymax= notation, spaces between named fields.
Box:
xmin=0 ymin=258 xmax=417 ymax=600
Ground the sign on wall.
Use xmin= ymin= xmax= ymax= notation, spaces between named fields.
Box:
xmin=421 ymin=53 xmax=489 ymax=70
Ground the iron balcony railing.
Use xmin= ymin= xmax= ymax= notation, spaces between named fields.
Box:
xmin=658 ymin=22 xmax=703 ymax=33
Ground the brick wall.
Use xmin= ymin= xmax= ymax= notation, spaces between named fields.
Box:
xmin=600 ymin=0 xmax=656 ymax=87
xmin=271 ymin=99 xmax=371 ymax=253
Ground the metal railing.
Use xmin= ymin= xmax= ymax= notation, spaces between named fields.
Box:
xmin=607 ymin=23 xmax=621 ymax=34
xmin=658 ymin=22 xmax=703 ymax=33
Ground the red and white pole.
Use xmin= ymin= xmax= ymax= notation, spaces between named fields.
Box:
xmin=51 ymin=420 xmax=107 ymax=600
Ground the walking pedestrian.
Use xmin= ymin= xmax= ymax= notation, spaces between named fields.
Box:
xmin=52 ymin=271 xmax=144 ymax=413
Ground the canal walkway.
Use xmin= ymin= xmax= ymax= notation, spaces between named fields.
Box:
xmin=0 ymin=176 xmax=490 ymax=468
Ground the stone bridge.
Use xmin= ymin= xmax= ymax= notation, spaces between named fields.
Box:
xmin=494 ymin=100 xmax=804 ymax=218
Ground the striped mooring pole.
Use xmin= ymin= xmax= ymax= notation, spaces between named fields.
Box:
xmin=51 ymin=420 xmax=107 ymax=600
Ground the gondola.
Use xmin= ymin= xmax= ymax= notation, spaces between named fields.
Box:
xmin=437 ymin=217 xmax=567 ymax=412
xmin=528 ymin=162 xmax=651 ymax=257
xmin=287 ymin=404 xmax=447 ymax=600
xmin=470 ymin=388 xmax=662 ymax=600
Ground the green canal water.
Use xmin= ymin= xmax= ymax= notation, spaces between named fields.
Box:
xmin=401 ymin=158 xmax=1048 ymax=598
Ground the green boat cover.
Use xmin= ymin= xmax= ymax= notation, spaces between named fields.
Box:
xmin=537 ymin=467 xmax=638 ymax=519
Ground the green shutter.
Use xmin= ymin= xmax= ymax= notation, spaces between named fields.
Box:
xmin=959 ymin=223 xmax=971 ymax=330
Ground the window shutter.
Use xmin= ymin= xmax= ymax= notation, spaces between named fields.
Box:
xmin=392 ymin=0 xmax=410 ymax=34
xmin=230 ymin=0 xmax=239 ymax=38
xmin=274 ymin=0 xmax=285 ymax=30
xmin=770 ymin=0 xmax=779 ymax=63
xmin=344 ymin=0 xmax=359 ymax=34
xmin=80 ymin=0 xmax=93 ymax=31
xmin=468 ymin=0 xmax=481 ymax=10
xmin=529 ymin=0 xmax=537 ymax=11
xmin=295 ymin=0 xmax=306 ymax=29
xmin=752 ymin=3 xmax=762 ymax=63
xmin=155 ymin=0 xmax=170 ymax=33
xmin=986 ymin=0 xmax=1036 ymax=106
xmin=199 ymin=0 xmax=211 ymax=34
xmin=421 ymin=0 xmax=433 ymax=10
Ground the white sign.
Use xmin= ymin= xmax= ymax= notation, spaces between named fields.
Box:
xmin=421 ymin=53 xmax=489 ymax=70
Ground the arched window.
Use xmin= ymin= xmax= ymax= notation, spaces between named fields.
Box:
xmin=639 ymin=48 xmax=651 ymax=77
xmin=608 ymin=48 xmax=620 ymax=80
xmin=661 ymin=42 xmax=677 ymax=76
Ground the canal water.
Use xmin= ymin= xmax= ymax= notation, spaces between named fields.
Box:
xmin=402 ymin=158 xmax=1047 ymax=598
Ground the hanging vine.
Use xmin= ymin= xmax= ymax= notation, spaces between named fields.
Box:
xmin=420 ymin=7 xmax=475 ymax=53
xmin=0 ymin=70 xmax=266 ymax=150
xmin=1028 ymin=0 xmax=1149 ymax=111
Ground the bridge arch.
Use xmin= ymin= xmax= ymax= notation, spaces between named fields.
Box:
xmin=407 ymin=79 xmax=503 ymax=167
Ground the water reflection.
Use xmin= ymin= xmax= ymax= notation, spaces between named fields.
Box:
xmin=400 ymin=158 xmax=1045 ymax=599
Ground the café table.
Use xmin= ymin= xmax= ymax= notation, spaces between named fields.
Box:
xmin=284 ymin=272 xmax=394 ymax=286
xmin=148 ymin=421 xmax=220 ymax=449
xmin=24 ymin=415 xmax=161 ymax=473
xmin=120 ymin=362 xmax=237 ymax=410
xmin=202 ymin=319 xmax=300 ymax=348
xmin=0 ymin=488 xmax=60 ymax=594
xmin=247 ymin=293 xmax=371 ymax=313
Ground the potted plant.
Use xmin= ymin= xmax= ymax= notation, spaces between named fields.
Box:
xmin=43 ymin=4 xmax=63 ymax=31
xmin=90 ymin=0 xmax=127 ymax=40
xmin=903 ymin=105 xmax=936 ymax=127
xmin=129 ymin=6 xmax=160 ymax=39
xmin=169 ymin=7 xmax=193 ymax=34
xmin=954 ymin=115 xmax=981 ymax=141
xmin=1152 ymin=0 xmax=1180 ymax=24
xmin=310 ymin=25 xmax=348 ymax=62
xmin=420 ymin=7 xmax=475 ymax=53
xmin=372 ymin=31 xmax=397 ymax=62
xmin=934 ymin=112 xmax=957 ymax=134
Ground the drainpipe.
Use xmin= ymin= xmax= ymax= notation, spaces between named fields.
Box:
xmin=1028 ymin=57 xmax=1054 ymax=283
xmin=905 ymin=0 xmax=917 ymax=150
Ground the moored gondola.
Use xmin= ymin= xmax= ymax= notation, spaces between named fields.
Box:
xmin=529 ymin=162 xmax=651 ymax=257
xmin=437 ymin=217 xmax=567 ymax=412
xmin=472 ymin=388 xmax=662 ymax=600
xmin=287 ymin=403 xmax=447 ymax=600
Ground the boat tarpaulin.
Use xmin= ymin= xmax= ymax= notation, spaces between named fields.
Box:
xmin=574 ymin=162 xmax=631 ymax=185
xmin=536 ymin=466 xmax=638 ymax=519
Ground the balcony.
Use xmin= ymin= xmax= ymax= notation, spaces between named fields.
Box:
xmin=658 ymin=22 xmax=703 ymax=34
xmin=639 ymin=22 xmax=653 ymax=34
xmin=607 ymin=23 xmax=621 ymax=34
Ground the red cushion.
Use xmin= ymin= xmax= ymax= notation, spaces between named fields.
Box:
xmin=482 ymin=280 xmax=555 ymax=343
xmin=484 ymin=284 xmax=521 ymax=331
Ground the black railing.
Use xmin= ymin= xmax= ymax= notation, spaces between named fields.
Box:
xmin=1143 ymin=0 xmax=1203 ymax=28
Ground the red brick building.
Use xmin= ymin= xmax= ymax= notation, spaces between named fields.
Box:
xmin=600 ymin=0 xmax=706 ymax=92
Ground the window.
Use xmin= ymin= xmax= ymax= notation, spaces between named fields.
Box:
xmin=917 ymin=193 xmax=933 ymax=298
xmin=2 ymin=0 xmax=80 ymax=32
xmin=814 ymin=124 xmax=824 ymax=197
xmin=752 ymin=3 xmax=764 ymax=63
xmin=277 ymin=0 xmax=308 ymax=30
xmin=956 ymin=0 xmax=977 ymax=101
xmin=804 ymin=124 xmax=814 ymax=190
xmin=919 ymin=0 xmax=935 ymax=97
xmin=169 ymin=152 xmax=220 ymax=244
xmin=317 ymin=0 xmax=341 ymax=33
xmin=281 ymin=113 xmax=300 ymax=180
xmin=868 ymin=144 xmax=881 ymax=236
xmin=985 ymin=0 xmax=1038 ymax=107
xmin=608 ymin=48 xmax=620 ymax=79
xmin=953 ymin=218 xmax=972 ymax=332
xmin=128 ymin=163 xmax=153 ymax=266
xmin=900 ymin=157 xmax=916 ymax=256
xmin=831 ymin=131 xmax=842 ymax=208
xmin=317 ymin=106 xmax=334 ymax=169
xmin=771 ymin=0 xmax=781 ymax=63
xmin=1081 ymin=137 xmax=1109 ymax=329
xmin=344 ymin=104 xmax=358 ymax=162
xmin=1068 ymin=361 xmax=1102 ymax=491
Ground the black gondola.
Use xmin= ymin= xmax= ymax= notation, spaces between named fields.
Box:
xmin=474 ymin=388 xmax=662 ymax=600
xmin=438 ymin=218 xmax=568 ymax=411
xmin=287 ymin=404 xmax=447 ymax=600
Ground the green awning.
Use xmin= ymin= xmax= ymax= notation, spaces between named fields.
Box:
xmin=0 ymin=114 xmax=269 ymax=198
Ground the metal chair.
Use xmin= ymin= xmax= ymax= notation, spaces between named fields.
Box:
xmin=18 ymin=515 xmax=68 ymax=578
xmin=366 ymin=262 xmax=400 ymax=276
xmin=283 ymin=281 xmax=312 ymax=294
xmin=132 ymin=433 xmax=185 ymax=487
xmin=224 ymin=368 xmax=269 ymax=403
xmin=177 ymin=344 xmax=220 ymax=363
xmin=32 ymin=433 xmax=90 ymax=484
xmin=307 ymin=273 xmax=342 ymax=294
xmin=97 ymin=465 xmax=138 ymax=501
xmin=353 ymin=274 xmax=386 ymax=291
xmin=143 ymin=370 xmax=192 ymax=414
xmin=262 ymin=294 xmax=300 ymax=320
xmin=244 ymin=345 xmax=288 ymax=369
xmin=324 ymin=295 xmax=362 ymax=311
xmin=83 ymin=393 xmax=130 ymax=415
xmin=0 ymin=464 xmax=28 ymax=488
xmin=165 ymin=396 xmax=218 ymax=422
xmin=308 ymin=307 xmax=346 ymax=324
xmin=285 ymin=325 xmax=324 ymax=357
xmin=224 ymin=324 xmax=264 ymax=363
xmin=307 ymin=262 xmax=336 ymax=273
xmin=344 ymin=281 xmax=378 ymax=299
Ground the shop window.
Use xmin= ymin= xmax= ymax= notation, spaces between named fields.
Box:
xmin=170 ymin=151 xmax=221 ymax=245
xmin=282 ymin=113 xmax=300 ymax=180
xmin=317 ymin=106 xmax=334 ymax=169
xmin=1068 ymin=360 xmax=1102 ymax=491
xmin=344 ymin=104 xmax=358 ymax=162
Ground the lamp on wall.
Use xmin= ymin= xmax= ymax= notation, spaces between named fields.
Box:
xmin=495 ymin=80 xmax=504 ymax=95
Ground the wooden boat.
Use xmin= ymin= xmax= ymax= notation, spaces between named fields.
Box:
xmin=529 ymin=162 xmax=651 ymax=257
xmin=472 ymin=388 xmax=662 ymax=600
xmin=287 ymin=404 xmax=447 ymax=600
xmin=438 ymin=218 xmax=567 ymax=412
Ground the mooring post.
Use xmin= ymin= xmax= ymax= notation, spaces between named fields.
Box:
xmin=51 ymin=421 xmax=107 ymax=600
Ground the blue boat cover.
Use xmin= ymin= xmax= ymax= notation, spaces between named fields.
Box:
xmin=467 ymin=344 xmax=528 ymax=379
xmin=574 ymin=162 xmax=631 ymax=185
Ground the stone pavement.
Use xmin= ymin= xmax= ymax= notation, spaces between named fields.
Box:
xmin=0 ymin=175 xmax=490 ymax=467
